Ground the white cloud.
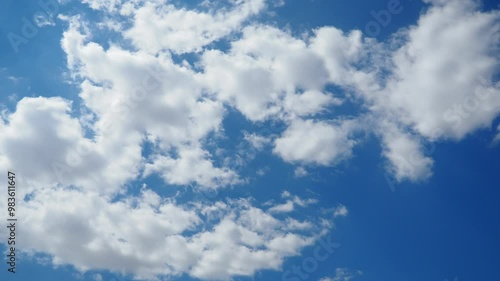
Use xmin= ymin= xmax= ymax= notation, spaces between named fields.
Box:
xmin=268 ymin=200 xmax=295 ymax=213
xmin=284 ymin=90 xmax=341 ymax=117
xmin=378 ymin=0 xmax=500 ymax=140
xmin=0 ymin=97 xmax=124 ymax=194
xmin=274 ymin=119 xmax=356 ymax=166
xmin=82 ymin=0 xmax=123 ymax=12
xmin=306 ymin=0 xmax=500 ymax=180
xmin=0 ymin=97 xmax=82 ymax=185
xmin=124 ymin=0 xmax=268 ymax=54
xmin=379 ymin=121 xmax=434 ymax=182
xmin=294 ymin=167 xmax=308 ymax=178
xmin=334 ymin=204 xmax=349 ymax=218
xmin=201 ymin=25 xmax=338 ymax=121
xmin=201 ymin=48 xmax=281 ymax=121
xmin=309 ymin=0 xmax=499 ymax=181
xmin=2 ymin=1 xmax=500 ymax=279
xmin=310 ymin=27 xmax=369 ymax=88
xmin=320 ymin=268 xmax=363 ymax=281
xmin=143 ymin=145 xmax=242 ymax=189
xmin=33 ymin=13 xmax=55 ymax=27
xmin=281 ymin=190 xmax=291 ymax=198
xmin=244 ymin=132 xmax=271 ymax=151
xmin=268 ymin=192 xmax=319 ymax=214
xmin=285 ymin=218 xmax=314 ymax=231
xmin=59 ymin=17 xmax=239 ymax=190
xmin=0 ymin=187 xmax=334 ymax=281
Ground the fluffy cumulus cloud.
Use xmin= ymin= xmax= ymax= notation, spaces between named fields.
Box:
xmin=143 ymin=145 xmax=242 ymax=189
xmin=201 ymin=24 xmax=342 ymax=121
xmin=124 ymin=0 xmax=269 ymax=54
xmin=0 ymin=97 xmax=124 ymax=194
xmin=380 ymin=0 xmax=500 ymax=141
xmin=367 ymin=0 xmax=499 ymax=182
xmin=0 ymin=187 xmax=332 ymax=280
xmin=267 ymin=190 xmax=319 ymax=213
xmin=59 ymin=14 xmax=235 ymax=190
xmin=378 ymin=120 xmax=434 ymax=182
xmin=334 ymin=204 xmax=349 ymax=218
xmin=0 ymin=0 xmax=499 ymax=280
xmin=274 ymin=119 xmax=356 ymax=166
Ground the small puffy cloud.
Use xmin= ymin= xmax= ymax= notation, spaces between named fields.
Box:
xmin=268 ymin=200 xmax=295 ymax=213
xmin=281 ymin=190 xmax=291 ymax=198
xmin=334 ymin=204 xmax=349 ymax=218
xmin=274 ymin=119 xmax=355 ymax=166
xmin=244 ymin=132 xmax=271 ymax=150
xmin=268 ymin=193 xmax=319 ymax=214
xmin=33 ymin=13 xmax=55 ymax=27
xmin=379 ymin=122 xmax=434 ymax=182
xmin=294 ymin=167 xmax=308 ymax=178
xmin=320 ymin=268 xmax=363 ymax=281
xmin=285 ymin=218 xmax=314 ymax=231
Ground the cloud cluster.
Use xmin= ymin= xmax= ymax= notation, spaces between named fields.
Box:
xmin=1 ymin=187 xmax=331 ymax=280
xmin=0 ymin=0 xmax=499 ymax=280
xmin=34 ymin=0 xmax=500 ymax=188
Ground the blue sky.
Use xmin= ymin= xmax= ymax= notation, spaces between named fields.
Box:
xmin=0 ymin=0 xmax=499 ymax=281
